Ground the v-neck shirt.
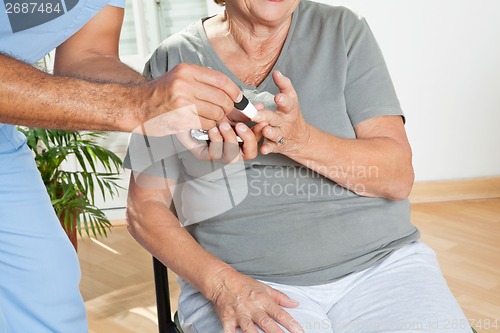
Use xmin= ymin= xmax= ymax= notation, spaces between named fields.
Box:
xmin=138 ymin=0 xmax=419 ymax=286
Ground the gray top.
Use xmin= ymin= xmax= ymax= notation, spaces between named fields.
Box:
xmin=128 ymin=0 xmax=419 ymax=286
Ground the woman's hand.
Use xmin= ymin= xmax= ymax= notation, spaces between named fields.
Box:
xmin=252 ymin=70 xmax=413 ymax=200
xmin=175 ymin=122 xmax=259 ymax=163
xmin=209 ymin=268 xmax=304 ymax=333
xmin=207 ymin=122 xmax=259 ymax=161
xmin=253 ymin=70 xmax=311 ymax=157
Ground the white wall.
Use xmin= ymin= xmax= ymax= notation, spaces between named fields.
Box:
xmin=104 ymin=0 xmax=500 ymax=219
xmin=124 ymin=0 xmax=500 ymax=182
xmin=317 ymin=0 xmax=500 ymax=181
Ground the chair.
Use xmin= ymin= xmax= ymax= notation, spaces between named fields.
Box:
xmin=153 ymin=257 xmax=183 ymax=333
xmin=153 ymin=257 xmax=478 ymax=333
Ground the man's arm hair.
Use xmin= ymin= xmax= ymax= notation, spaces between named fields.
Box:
xmin=0 ymin=6 xmax=147 ymax=131
xmin=0 ymin=53 xmax=144 ymax=131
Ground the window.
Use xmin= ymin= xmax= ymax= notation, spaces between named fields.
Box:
xmin=102 ymin=0 xmax=211 ymax=217
xmin=32 ymin=0 xmax=214 ymax=219
xmin=119 ymin=0 xmax=208 ymax=70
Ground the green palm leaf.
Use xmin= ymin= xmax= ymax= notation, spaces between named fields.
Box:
xmin=17 ymin=127 xmax=123 ymax=240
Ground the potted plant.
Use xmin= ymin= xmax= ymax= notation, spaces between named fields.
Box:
xmin=17 ymin=128 xmax=123 ymax=250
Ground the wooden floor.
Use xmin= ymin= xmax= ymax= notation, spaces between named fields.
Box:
xmin=79 ymin=189 xmax=500 ymax=332
xmin=412 ymin=199 xmax=500 ymax=332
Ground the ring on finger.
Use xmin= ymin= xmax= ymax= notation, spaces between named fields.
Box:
xmin=277 ymin=136 xmax=285 ymax=145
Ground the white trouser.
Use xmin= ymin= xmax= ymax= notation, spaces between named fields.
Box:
xmin=178 ymin=242 xmax=471 ymax=333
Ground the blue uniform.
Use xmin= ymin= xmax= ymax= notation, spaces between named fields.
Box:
xmin=0 ymin=0 xmax=124 ymax=331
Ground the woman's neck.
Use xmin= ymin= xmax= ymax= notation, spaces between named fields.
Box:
xmin=204 ymin=11 xmax=292 ymax=86
xmin=224 ymin=11 xmax=291 ymax=61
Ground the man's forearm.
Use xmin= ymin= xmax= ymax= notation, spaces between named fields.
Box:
xmin=0 ymin=54 xmax=144 ymax=131
xmin=54 ymin=53 xmax=147 ymax=85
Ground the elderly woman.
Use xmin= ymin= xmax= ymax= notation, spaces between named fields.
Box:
xmin=126 ymin=0 xmax=471 ymax=332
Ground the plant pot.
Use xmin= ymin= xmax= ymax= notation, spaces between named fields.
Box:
xmin=17 ymin=128 xmax=122 ymax=247
xmin=59 ymin=213 xmax=78 ymax=252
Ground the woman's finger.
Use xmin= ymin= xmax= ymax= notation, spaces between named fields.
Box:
xmin=267 ymin=305 xmax=303 ymax=333
xmin=235 ymin=123 xmax=258 ymax=160
xmin=260 ymin=124 xmax=285 ymax=155
xmin=221 ymin=319 xmax=237 ymax=333
xmin=252 ymin=310 xmax=284 ymax=333
xmin=252 ymin=109 xmax=281 ymax=126
xmin=272 ymin=70 xmax=297 ymax=98
xmin=261 ymin=138 xmax=278 ymax=155
xmin=251 ymin=121 xmax=268 ymax=143
xmin=274 ymin=92 xmax=294 ymax=114
xmin=238 ymin=315 xmax=260 ymax=333
xmin=263 ymin=125 xmax=285 ymax=146
xmin=264 ymin=288 xmax=303 ymax=333
xmin=208 ymin=126 xmax=223 ymax=160
xmin=268 ymin=288 xmax=300 ymax=309
xmin=219 ymin=122 xmax=242 ymax=163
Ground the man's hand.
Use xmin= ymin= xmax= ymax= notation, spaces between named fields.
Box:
xmin=53 ymin=5 xmax=243 ymax=134
xmin=142 ymin=64 xmax=243 ymax=132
